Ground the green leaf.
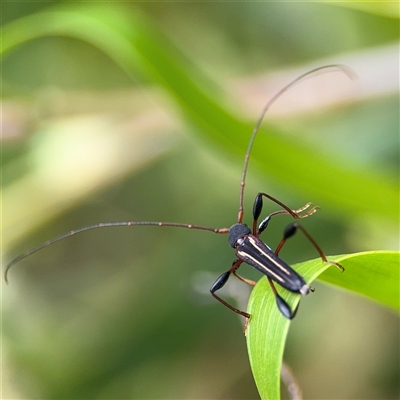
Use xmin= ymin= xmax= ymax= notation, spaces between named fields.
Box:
xmin=1 ymin=4 xmax=398 ymax=222
xmin=319 ymin=251 xmax=399 ymax=310
xmin=246 ymin=251 xmax=399 ymax=400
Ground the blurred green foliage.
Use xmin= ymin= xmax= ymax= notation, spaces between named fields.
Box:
xmin=2 ymin=2 xmax=398 ymax=399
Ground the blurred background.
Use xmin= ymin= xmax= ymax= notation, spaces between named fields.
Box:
xmin=2 ymin=2 xmax=398 ymax=399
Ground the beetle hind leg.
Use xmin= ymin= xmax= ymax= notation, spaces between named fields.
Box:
xmin=267 ymin=277 xmax=299 ymax=319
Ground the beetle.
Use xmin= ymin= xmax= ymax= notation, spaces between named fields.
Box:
xmin=4 ymin=65 xmax=351 ymax=322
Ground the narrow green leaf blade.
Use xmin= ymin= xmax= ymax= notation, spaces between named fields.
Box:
xmin=246 ymin=251 xmax=399 ymax=399
xmin=319 ymin=251 xmax=400 ymax=310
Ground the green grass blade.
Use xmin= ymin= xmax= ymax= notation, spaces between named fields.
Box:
xmin=246 ymin=251 xmax=399 ymax=400
xmin=1 ymin=4 xmax=398 ymax=221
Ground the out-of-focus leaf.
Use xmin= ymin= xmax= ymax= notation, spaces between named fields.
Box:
xmin=2 ymin=115 xmax=176 ymax=251
xmin=246 ymin=251 xmax=399 ymax=399
xmin=1 ymin=4 xmax=398 ymax=225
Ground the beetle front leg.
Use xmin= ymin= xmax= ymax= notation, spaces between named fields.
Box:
xmin=253 ymin=192 xmax=319 ymax=235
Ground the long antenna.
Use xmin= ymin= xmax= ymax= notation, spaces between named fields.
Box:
xmin=4 ymin=65 xmax=355 ymax=283
xmin=237 ymin=64 xmax=356 ymax=223
xmin=4 ymin=222 xmax=229 ymax=283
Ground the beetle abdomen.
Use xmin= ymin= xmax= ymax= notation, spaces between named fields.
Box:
xmin=235 ymin=235 xmax=309 ymax=294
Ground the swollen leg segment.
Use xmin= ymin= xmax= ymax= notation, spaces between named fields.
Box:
xmin=252 ymin=192 xmax=319 ymax=236
xmin=209 ymin=260 xmax=251 ymax=319
xmin=267 ymin=277 xmax=299 ymax=320
xmin=276 ymin=222 xmax=344 ymax=271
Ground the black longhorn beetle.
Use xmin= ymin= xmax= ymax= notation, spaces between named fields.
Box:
xmin=4 ymin=65 xmax=352 ymax=323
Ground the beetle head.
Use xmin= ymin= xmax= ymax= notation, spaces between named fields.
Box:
xmin=228 ymin=223 xmax=251 ymax=248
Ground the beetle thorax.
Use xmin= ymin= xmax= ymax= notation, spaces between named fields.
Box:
xmin=228 ymin=223 xmax=251 ymax=248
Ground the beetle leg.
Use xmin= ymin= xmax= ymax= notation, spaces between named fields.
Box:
xmin=267 ymin=277 xmax=298 ymax=319
xmin=276 ymin=222 xmax=344 ymax=272
xmin=233 ymin=271 xmax=257 ymax=286
xmin=210 ymin=260 xmax=251 ymax=319
xmin=253 ymin=192 xmax=319 ymax=236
